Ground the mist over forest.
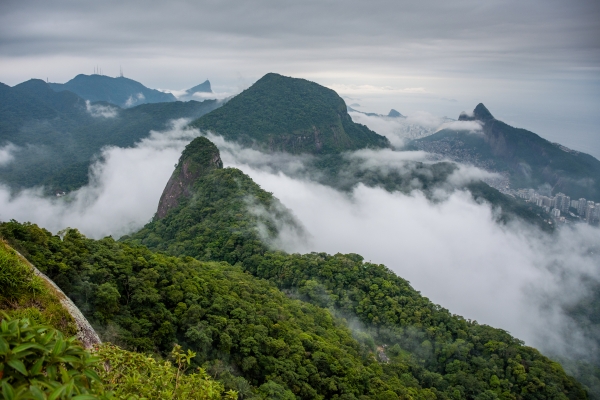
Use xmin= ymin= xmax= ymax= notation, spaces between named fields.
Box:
xmin=1 ymin=1 xmax=599 ymax=398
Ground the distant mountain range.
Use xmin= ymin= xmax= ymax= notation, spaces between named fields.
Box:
xmin=0 ymin=78 xmax=220 ymax=191
xmin=347 ymin=106 xmax=405 ymax=118
xmin=49 ymin=74 xmax=177 ymax=108
xmin=410 ymin=103 xmax=600 ymax=200
xmin=1 ymin=71 xmax=599 ymax=398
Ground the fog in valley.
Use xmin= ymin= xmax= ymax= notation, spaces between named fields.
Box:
xmin=0 ymin=114 xmax=598 ymax=365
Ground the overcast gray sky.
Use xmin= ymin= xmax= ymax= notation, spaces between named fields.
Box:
xmin=1 ymin=0 xmax=599 ymax=156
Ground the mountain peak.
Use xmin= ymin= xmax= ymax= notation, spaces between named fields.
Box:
xmin=49 ymin=74 xmax=176 ymax=108
xmin=156 ymin=137 xmax=223 ymax=219
xmin=388 ymin=109 xmax=404 ymax=118
xmin=459 ymin=103 xmax=494 ymax=122
xmin=190 ymin=73 xmax=390 ymax=154
xmin=186 ymin=80 xmax=212 ymax=94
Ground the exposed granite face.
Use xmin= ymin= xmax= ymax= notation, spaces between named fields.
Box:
xmin=156 ymin=136 xmax=223 ymax=219
xmin=11 ymin=248 xmax=101 ymax=349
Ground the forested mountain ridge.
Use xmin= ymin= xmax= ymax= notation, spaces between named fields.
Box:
xmin=0 ymin=79 xmax=221 ymax=192
xmin=190 ymin=73 xmax=391 ymax=154
xmin=49 ymin=73 xmax=176 ymax=107
xmin=128 ymin=137 xmax=302 ymax=264
xmin=118 ymin=136 xmax=588 ymax=399
xmin=411 ymin=104 xmax=600 ymax=199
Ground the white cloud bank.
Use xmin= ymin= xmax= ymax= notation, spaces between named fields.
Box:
xmin=0 ymin=143 xmax=18 ymax=166
xmin=85 ymin=100 xmax=119 ymax=118
xmin=435 ymin=120 xmax=483 ymax=133
xmin=0 ymin=125 xmax=598 ymax=362
xmin=348 ymin=111 xmax=449 ymax=147
xmin=159 ymin=88 xmax=234 ymax=101
xmin=0 ymin=119 xmax=198 ymax=239
xmin=213 ymin=136 xmax=600 ymax=360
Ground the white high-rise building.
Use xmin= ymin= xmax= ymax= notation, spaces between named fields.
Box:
xmin=571 ymin=199 xmax=579 ymax=209
xmin=586 ymin=205 xmax=596 ymax=224
xmin=578 ymin=198 xmax=587 ymax=216
xmin=555 ymin=193 xmax=570 ymax=213
xmin=551 ymin=208 xmax=561 ymax=218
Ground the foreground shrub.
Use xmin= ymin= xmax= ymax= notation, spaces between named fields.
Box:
xmin=95 ymin=344 xmax=237 ymax=400
xmin=0 ymin=314 xmax=105 ymax=399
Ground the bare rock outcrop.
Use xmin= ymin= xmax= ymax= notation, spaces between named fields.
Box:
xmin=156 ymin=136 xmax=223 ymax=219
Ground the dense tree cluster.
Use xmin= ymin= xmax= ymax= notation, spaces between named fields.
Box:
xmin=1 ymin=219 xmax=588 ymax=399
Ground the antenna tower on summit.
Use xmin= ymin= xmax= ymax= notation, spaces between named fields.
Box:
xmin=120 ymin=66 xmax=123 ymax=78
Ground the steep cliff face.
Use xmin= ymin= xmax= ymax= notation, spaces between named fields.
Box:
xmin=156 ymin=136 xmax=223 ymax=219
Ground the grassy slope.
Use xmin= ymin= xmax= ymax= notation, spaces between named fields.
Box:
xmin=0 ymin=239 xmax=77 ymax=335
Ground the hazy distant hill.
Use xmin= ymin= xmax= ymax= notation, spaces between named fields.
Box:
xmin=411 ymin=104 xmax=600 ymax=200
xmin=175 ymin=79 xmax=213 ymax=101
xmin=190 ymin=72 xmax=390 ymax=154
xmin=0 ymin=79 xmax=220 ymax=192
xmin=49 ymin=74 xmax=176 ymax=108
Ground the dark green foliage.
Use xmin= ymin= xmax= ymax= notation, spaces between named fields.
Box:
xmin=0 ymin=240 xmax=77 ymax=335
xmin=0 ymin=79 xmax=220 ymax=192
xmin=0 ymin=314 xmax=106 ymax=399
xmin=244 ymin=252 xmax=587 ymax=399
xmin=0 ymin=222 xmax=401 ymax=399
xmin=96 ymin=343 xmax=237 ymax=399
xmin=49 ymin=74 xmax=176 ymax=108
xmin=412 ymin=105 xmax=600 ymax=200
xmin=190 ymin=73 xmax=390 ymax=154
xmin=118 ymin=152 xmax=585 ymax=398
xmin=0 ymin=214 xmax=589 ymax=399
xmin=0 ymin=314 xmax=235 ymax=399
xmin=177 ymin=136 xmax=223 ymax=175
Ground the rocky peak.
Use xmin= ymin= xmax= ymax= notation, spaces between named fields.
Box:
xmin=156 ymin=136 xmax=223 ymax=219
xmin=388 ymin=109 xmax=404 ymax=118
xmin=458 ymin=103 xmax=495 ymax=123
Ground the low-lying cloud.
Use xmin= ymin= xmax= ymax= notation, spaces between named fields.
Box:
xmin=159 ymin=88 xmax=234 ymax=101
xmin=437 ymin=120 xmax=483 ymax=133
xmin=0 ymin=123 xmax=598 ymax=364
xmin=348 ymin=111 xmax=449 ymax=147
xmin=124 ymin=93 xmax=145 ymax=108
xmin=0 ymin=119 xmax=198 ymax=239
xmin=85 ymin=100 xmax=119 ymax=118
xmin=220 ymin=144 xmax=600 ymax=361
xmin=0 ymin=143 xmax=18 ymax=166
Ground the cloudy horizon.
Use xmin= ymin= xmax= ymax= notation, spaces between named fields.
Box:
xmin=1 ymin=0 xmax=599 ymax=157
